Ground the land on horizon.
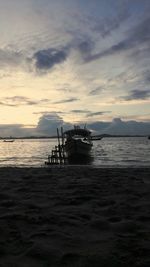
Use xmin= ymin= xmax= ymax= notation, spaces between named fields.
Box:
xmin=0 ymin=134 xmax=149 ymax=140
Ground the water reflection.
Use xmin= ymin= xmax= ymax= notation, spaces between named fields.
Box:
xmin=67 ymin=154 xmax=94 ymax=165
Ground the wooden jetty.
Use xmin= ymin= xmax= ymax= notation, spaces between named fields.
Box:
xmin=45 ymin=127 xmax=67 ymax=165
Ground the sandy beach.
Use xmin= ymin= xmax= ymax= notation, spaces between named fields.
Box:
xmin=0 ymin=167 xmax=149 ymax=266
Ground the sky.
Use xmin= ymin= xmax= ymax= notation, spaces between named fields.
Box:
xmin=0 ymin=0 xmax=150 ymax=136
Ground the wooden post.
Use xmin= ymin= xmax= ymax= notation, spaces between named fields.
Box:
xmin=57 ymin=128 xmax=62 ymax=163
xmin=45 ymin=128 xmax=67 ymax=165
xmin=61 ymin=127 xmax=65 ymax=162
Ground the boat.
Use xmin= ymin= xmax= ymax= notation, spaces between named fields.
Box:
xmin=3 ymin=139 xmax=15 ymax=142
xmin=45 ymin=126 xmax=93 ymax=165
xmin=64 ymin=126 xmax=93 ymax=160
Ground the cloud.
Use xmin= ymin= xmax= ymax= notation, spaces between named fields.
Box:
xmin=36 ymin=113 xmax=71 ymax=135
xmin=89 ymin=87 xmax=103 ymax=95
xmin=0 ymin=48 xmax=25 ymax=69
xmin=0 ymin=124 xmax=35 ymax=137
xmin=71 ymin=109 xmax=89 ymax=114
xmin=53 ymin=97 xmax=79 ymax=104
xmin=89 ymin=118 xmax=150 ymax=135
xmin=74 ymin=38 xmax=95 ymax=61
xmin=0 ymin=46 xmax=69 ymax=74
xmin=0 ymin=0 xmax=149 ymax=77
xmin=121 ymin=89 xmax=150 ymax=101
xmin=84 ymin=40 xmax=131 ymax=63
xmin=86 ymin=111 xmax=111 ymax=117
xmin=33 ymin=47 xmax=68 ymax=73
xmin=33 ymin=111 xmax=65 ymax=115
xmin=0 ymin=116 xmax=150 ymax=137
xmin=131 ymin=16 xmax=150 ymax=45
xmin=1 ymin=13 xmax=148 ymax=75
xmin=143 ymin=71 xmax=150 ymax=83
xmin=84 ymin=15 xmax=150 ymax=63
xmin=77 ymin=40 xmax=94 ymax=55
xmin=92 ymin=1 xmax=130 ymax=37
xmin=0 ymin=96 xmax=51 ymax=107
xmin=0 ymin=113 xmax=69 ymax=137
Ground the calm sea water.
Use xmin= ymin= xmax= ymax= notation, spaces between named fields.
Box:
xmin=0 ymin=137 xmax=149 ymax=167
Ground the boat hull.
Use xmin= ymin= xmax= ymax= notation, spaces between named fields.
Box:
xmin=65 ymin=139 xmax=92 ymax=158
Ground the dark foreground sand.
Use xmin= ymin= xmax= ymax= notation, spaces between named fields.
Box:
xmin=0 ymin=167 xmax=149 ymax=267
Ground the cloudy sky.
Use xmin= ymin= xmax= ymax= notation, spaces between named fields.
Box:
xmin=0 ymin=0 xmax=150 ymax=136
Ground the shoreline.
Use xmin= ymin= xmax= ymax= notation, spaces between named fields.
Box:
xmin=0 ymin=167 xmax=149 ymax=266
xmin=0 ymin=165 xmax=150 ymax=168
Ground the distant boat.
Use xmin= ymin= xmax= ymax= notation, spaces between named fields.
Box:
xmin=3 ymin=139 xmax=15 ymax=142
xmin=64 ymin=126 xmax=93 ymax=159
xmin=92 ymin=136 xmax=103 ymax=141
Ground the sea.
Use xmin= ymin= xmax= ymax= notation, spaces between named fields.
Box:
xmin=0 ymin=137 xmax=149 ymax=167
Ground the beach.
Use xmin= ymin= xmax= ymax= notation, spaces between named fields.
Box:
xmin=0 ymin=167 xmax=149 ymax=267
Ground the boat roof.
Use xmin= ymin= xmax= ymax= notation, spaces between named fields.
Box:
xmin=64 ymin=128 xmax=91 ymax=137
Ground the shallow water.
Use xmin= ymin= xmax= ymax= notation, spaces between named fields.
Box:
xmin=0 ymin=137 xmax=149 ymax=167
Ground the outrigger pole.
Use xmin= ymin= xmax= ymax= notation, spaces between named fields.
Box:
xmin=45 ymin=127 xmax=66 ymax=165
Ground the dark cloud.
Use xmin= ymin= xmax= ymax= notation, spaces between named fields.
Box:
xmin=88 ymin=121 xmax=110 ymax=132
xmin=108 ymin=69 xmax=139 ymax=84
xmin=121 ymin=89 xmax=150 ymax=101
xmin=0 ymin=96 xmax=51 ymax=107
xmin=93 ymin=2 xmax=130 ymax=37
xmin=77 ymin=40 xmax=94 ymax=54
xmin=33 ymin=48 xmax=68 ymax=72
xmin=89 ymin=118 xmax=150 ymax=135
xmin=70 ymin=110 xmax=111 ymax=117
xmin=76 ymin=39 xmax=95 ymax=60
xmin=89 ymin=87 xmax=103 ymax=95
xmin=0 ymin=46 xmax=69 ymax=73
xmin=33 ymin=111 xmax=65 ymax=115
xmin=86 ymin=111 xmax=111 ymax=117
xmin=71 ymin=109 xmax=89 ymax=114
xmin=53 ymin=97 xmax=78 ymax=104
xmin=85 ymin=40 xmax=131 ymax=63
xmin=84 ymin=16 xmax=150 ymax=63
xmin=142 ymin=70 xmax=150 ymax=84
xmin=57 ymin=84 xmax=73 ymax=93
xmin=131 ymin=16 xmax=150 ymax=45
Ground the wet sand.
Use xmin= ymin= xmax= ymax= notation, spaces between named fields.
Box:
xmin=0 ymin=167 xmax=149 ymax=266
